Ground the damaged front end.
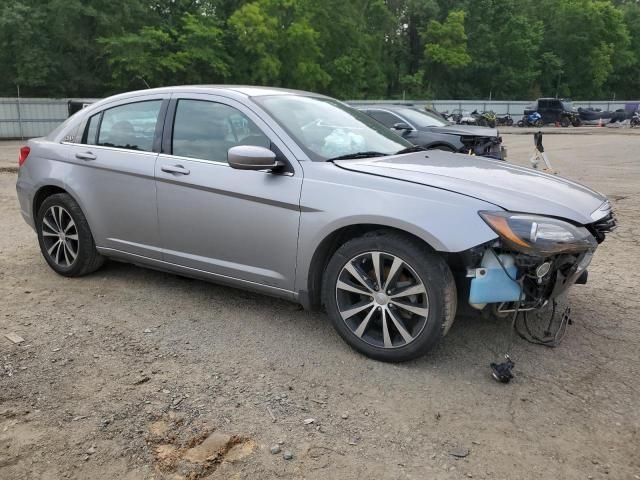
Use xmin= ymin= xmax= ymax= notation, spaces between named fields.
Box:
xmin=463 ymin=208 xmax=616 ymax=315
xmin=460 ymin=135 xmax=505 ymax=160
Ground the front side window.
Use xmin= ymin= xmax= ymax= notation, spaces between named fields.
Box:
xmin=254 ymin=96 xmax=411 ymax=161
xmin=94 ymin=101 xmax=162 ymax=152
xmin=394 ymin=108 xmax=448 ymax=128
xmin=172 ymin=100 xmax=270 ymax=162
xmin=367 ymin=110 xmax=404 ymax=128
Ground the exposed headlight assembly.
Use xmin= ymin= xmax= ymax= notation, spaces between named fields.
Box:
xmin=479 ymin=211 xmax=597 ymax=255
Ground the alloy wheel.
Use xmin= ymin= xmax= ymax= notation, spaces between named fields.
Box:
xmin=335 ymin=251 xmax=429 ymax=349
xmin=41 ymin=205 xmax=79 ymax=267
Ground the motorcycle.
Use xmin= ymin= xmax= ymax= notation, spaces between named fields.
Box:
xmin=496 ymin=113 xmax=514 ymax=126
xmin=517 ymin=111 xmax=544 ymax=128
xmin=470 ymin=110 xmax=497 ymax=127
xmin=631 ymin=111 xmax=640 ymax=128
xmin=560 ymin=111 xmax=582 ymax=127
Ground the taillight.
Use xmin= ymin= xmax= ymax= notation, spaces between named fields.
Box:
xmin=18 ymin=146 xmax=30 ymax=167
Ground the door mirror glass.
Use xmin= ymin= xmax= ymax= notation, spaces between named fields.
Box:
xmin=228 ymin=145 xmax=281 ymax=171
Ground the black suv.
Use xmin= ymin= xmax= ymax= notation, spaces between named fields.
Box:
xmin=525 ymin=98 xmax=582 ymax=127
xmin=355 ymin=104 xmax=505 ymax=160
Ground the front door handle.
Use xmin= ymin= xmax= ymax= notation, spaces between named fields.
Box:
xmin=161 ymin=164 xmax=190 ymax=175
xmin=75 ymin=152 xmax=96 ymax=161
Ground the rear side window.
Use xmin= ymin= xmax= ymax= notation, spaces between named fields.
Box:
xmin=83 ymin=114 xmax=100 ymax=144
xmin=89 ymin=101 xmax=162 ymax=152
xmin=171 ymin=99 xmax=270 ymax=162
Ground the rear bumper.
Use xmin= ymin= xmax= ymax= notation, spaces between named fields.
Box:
xmin=16 ymin=176 xmax=35 ymax=230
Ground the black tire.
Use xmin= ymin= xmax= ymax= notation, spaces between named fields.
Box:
xmin=572 ymin=118 xmax=582 ymax=127
xmin=322 ymin=231 xmax=457 ymax=362
xmin=36 ymin=193 xmax=104 ymax=277
xmin=560 ymin=117 xmax=570 ymax=127
xmin=517 ymin=120 xmax=524 ymax=127
xmin=506 ymin=118 xmax=514 ymax=126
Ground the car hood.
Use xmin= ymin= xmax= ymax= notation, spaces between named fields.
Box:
xmin=425 ymin=124 xmax=499 ymax=137
xmin=335 ymin=152 xmax=606 ymax=225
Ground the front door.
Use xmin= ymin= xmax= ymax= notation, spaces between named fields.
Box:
xmin=155 ymin=95 xmax=302 ymax=292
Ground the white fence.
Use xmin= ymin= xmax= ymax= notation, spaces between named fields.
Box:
xmin=1 ymin=97 xmax=638 ymax=139
xmin=0 ymin=98 xmax=99 ymax=139
xmin=349 ymin=99 xmax=639 ymax=120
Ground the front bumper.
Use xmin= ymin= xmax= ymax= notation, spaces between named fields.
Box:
xmin=467 ymin=245 xmax=595 ymax=312
xmin=464 ymin=137 xmax=505 ymax=160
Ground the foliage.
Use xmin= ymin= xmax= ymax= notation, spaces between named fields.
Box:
xmin=1 ymin=0 xmax=638 ymax=100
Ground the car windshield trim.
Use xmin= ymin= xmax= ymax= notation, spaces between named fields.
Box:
xmin=252 ymin=95 xmax=412 ymax=162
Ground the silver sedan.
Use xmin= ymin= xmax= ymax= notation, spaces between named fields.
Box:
xmin=15 ymin=86 xmax=615 ymax=361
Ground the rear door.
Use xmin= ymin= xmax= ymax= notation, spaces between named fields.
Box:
xmin=155 ymin=94 xmax=302 ymax=291
xmin=65 ymin=95 xmax=167 ymax=259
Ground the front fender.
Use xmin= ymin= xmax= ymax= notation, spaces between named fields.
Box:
xmin=294 ymin=162 xmax=499 ymax=294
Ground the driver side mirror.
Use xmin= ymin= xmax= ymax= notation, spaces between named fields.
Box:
xmin=228 ymin=145 xmax=284 ymax=171
xmin=391 ymin=122 xmax=412 ymax=132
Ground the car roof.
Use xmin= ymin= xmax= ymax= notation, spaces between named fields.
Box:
xmin=84 ymin=85 xmax=331 ymax=114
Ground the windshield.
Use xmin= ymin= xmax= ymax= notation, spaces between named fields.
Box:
xmin=396 ymin=108 xmax=449 ymax=127
xmin=253 ymin=95 xmax=412 ymax=161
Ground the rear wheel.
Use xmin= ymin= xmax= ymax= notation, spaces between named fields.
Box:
xmin=322 ymin=232 xmax=457 ymax=362
xmin=560 ymin=117 xmax=570 ymax=127
xmin=36 ymin=193 xmax=104 ymax=277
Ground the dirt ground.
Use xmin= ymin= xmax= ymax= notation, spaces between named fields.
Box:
xmin=1 ymin=130 xmax=639 ymax=480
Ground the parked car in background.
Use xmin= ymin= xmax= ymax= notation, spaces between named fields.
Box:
xmin=524 ymin=98 xmax=581 ymax=126
xmin=16 ymin=86 xmax=615 ymax=362
xmin=578 ymin=107 xmax=629 ymax=125
xmin=355 ymin=104 xmax=505 ymax=160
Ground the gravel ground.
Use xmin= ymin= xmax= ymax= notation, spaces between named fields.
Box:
xmin=1 ymin=132 xmax=639 ymax=480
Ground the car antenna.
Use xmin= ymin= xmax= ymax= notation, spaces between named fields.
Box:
xmin=529 ymin=131 xmax=556 ymax=173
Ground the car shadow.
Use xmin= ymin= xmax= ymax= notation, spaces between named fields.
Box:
xmin=94 ymin=260 xmax=547 ymax=373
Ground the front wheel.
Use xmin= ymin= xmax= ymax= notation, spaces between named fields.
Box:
xmin=322 ymin=232 xmax=457 ymax=362
xmin=36 ymin=193 xmax=104 ymax=277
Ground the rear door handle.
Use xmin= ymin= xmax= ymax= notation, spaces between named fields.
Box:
xmin=75 ymin=152 xmax=96 ymax=161
xmin=161 ymin=164 xmax=190 ymax=175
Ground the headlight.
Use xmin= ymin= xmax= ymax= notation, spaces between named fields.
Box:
xmin=479 ymin=211 xmax=597 ymax=255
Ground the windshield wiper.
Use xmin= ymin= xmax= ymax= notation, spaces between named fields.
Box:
xmin=327 ymin=151 xmax=389 ymax=161
xmin=395 ymin=145 xmax=427 ymax=155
